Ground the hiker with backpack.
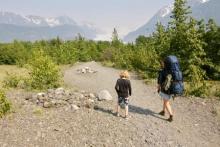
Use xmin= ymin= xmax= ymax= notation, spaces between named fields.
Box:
xmin=157 ymin=56 xmax=184 ymax=122
xmin=115 ymin=70 xmax=132 ymax=119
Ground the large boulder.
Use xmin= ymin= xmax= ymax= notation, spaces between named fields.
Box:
xmin=98 ymin=90 xmax=113 ymax=101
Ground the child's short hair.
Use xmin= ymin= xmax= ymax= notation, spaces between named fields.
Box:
xmin=120 ymin=70 xmax=129 ymax=79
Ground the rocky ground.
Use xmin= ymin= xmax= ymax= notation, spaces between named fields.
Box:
xmin=0 ymin=61 xmax=220 ymax=147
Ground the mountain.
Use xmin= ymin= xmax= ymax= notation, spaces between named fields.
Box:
xmin=0 ymin=12 xmax=97 ymax=42
xmin=124 ymin=0 xmax=220 ymax=42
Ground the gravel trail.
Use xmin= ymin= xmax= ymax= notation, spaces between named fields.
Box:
xmin=0 ymin=61 xmax=219 ymax=147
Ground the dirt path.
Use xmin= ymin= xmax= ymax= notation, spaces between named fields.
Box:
xmin=0 ymin=61 xmax=220 ymax=147
xmin=64 ymin=61 xmax=220 ymax=147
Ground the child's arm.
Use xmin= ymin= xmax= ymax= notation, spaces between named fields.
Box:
xmin=128 ymin=80 xmax=132 ymax=96
xmin=115 ymin=79 xmax=119 ymax=93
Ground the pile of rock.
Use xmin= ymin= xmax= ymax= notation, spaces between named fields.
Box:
xmin=25 ymin=88 xmax=113 ymax=111
xmin=76 ymin=67 xmax=97 ymax=74
xmin=26 ymin=87 xmax=98 ymax=109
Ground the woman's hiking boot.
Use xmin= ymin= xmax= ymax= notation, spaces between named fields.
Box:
xmin=124 ymin=115 xmax=130 ymax=120
xmin=115 ymin=112 xmax=120 ymax=117
xmin=167 ymin=115 xmax=173 ymax=122
xmin=158 ymin=110 xmax=165 ymax=116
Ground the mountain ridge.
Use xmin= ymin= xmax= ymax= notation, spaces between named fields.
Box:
xmin=0 ymin=12 xmax=98 ymax=42
xmin=124 ymin=0 xmax=219 ymax=42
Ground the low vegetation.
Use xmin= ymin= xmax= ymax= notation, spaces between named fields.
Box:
xmin=0 ymin=90 xmax=11 ymax=117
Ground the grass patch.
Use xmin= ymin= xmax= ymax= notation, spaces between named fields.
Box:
xmin=0 ymin=65 xmax=28 ymax=88
xmin=101 ymin=61 xmax=115 ymax=67
xmin=33 ymin=107 xmax=44 ymax=116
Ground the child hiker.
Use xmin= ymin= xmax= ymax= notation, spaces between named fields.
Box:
xmin=115 ymin=70 xmax=132 ymax=119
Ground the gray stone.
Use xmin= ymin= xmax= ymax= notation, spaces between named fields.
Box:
xmin=66 ymin=99 xmax=76 ymax=104
xmin=54 ymin=94 xmax=63 ymax=100
xmin=55 ymin=100 xmax=67 ymax=106
xmin=37 ymin=92 xmax=46 ymax=98
xmin=48 ymin=94 xmax=54 ymax=98
xmin=43 ymin=101 xmax=52 ymax=108
xmin=62 ymin=96 xmax=71 ymax=101
xmin=55 ymin=87 xmax=65 ymax=95
xmin=89 ymin=93 xmax=96 ymax=99
xmin=65 ymin=90 xmax=71 ymax=96
xmin=51 ymin=100 xmax=57 ymax=105
xmin=87 ymin=99 xmax=95 ymax=103
xmin=81 ymin=68 xmax=86 ymax=73
xmin=37 ymin=93 xmax=47 ymax=103
xmin=75 ymin=93 xmax=84 ymax=99
xmin=98 ymin=90 xmax=113 ymax=101
xmin=71 ymin=104 xmax=79 ymax=110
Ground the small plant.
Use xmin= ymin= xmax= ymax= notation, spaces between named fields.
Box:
xmin=215 ymin=89 xmax=220 ymax=99
xmin=3 ymin=72 xmax=20 ymax=88
xmin=33 ymin=107 xmax=44 ymax=116
xmin=0 ymin=90 xmax=11 ymax=117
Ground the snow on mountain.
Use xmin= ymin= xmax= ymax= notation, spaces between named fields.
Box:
xmin=124 ymin=0 xmax=220 ymax=42
xmin=160 ymin=5 xmax=174 ymax=18
xmin=0 ymin=12 xmax=77 ymax=27
xmin=201 ymin=0 xmax=210 ymax=3
xmin=0 ymin=12 xmax=98 ymax=42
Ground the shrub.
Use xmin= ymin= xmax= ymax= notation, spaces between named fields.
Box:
xmin=3 ymin=72 xmax=29 ymax=89
xmin=28 ymin=50 xmax=60 ymax=90
xmin=215 ymin=89 xmax=220 ymax=99
xmin=0 ymin=90 xmax=11 ymax=117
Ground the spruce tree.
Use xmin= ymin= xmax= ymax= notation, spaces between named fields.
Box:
xmin=184 ymin=18 xmax=207 ymax=96
xmin=169 ymin=0 xmax=208 ymax=96
xmin=153 ymin=22 xmax=171 ymax=57
xmin=169 ymin=0 xmax=190 ymax=56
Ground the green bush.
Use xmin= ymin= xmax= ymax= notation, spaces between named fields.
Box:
xmin=215 ymin=89 xmax=220 ymax=99
xmin=28 ymin=50 xmax=60 ymax=90
xmin=0 ymin=90 xmax=11 ymax=117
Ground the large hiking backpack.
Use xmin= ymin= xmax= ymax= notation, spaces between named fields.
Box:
xmin=164 ymin=55 xmax=184 ymax=95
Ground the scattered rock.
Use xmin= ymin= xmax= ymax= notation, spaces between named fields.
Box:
xmin=37 ymin=92 xmax=46 ymax=97
xmin=77 ymin=67 xmax=97 ymax=74
xmin=43 ymin=101 xmax=52 ymax=108
xmin=201 ymin=102 xmax=206 ymax=106
xmin=71 ymin=104 xmax=80 ymax=110
xmin=98 ymin=90 xmax=113 ymax=101
xmin=27 ymin=88 xmax=100 ymax=109
xmin=55 ymin=87 xmax=65 ymax=95
xmin=88 ymin=99 xmax=95 ymax=103
xmin=89 ymin=93 xmax=96 ymax=99
xmin=75 ymin=93 xmax=84 ymax=99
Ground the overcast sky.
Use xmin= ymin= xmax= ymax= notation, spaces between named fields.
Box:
xmin=0 ymin=0 xmax=173 ymax=39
